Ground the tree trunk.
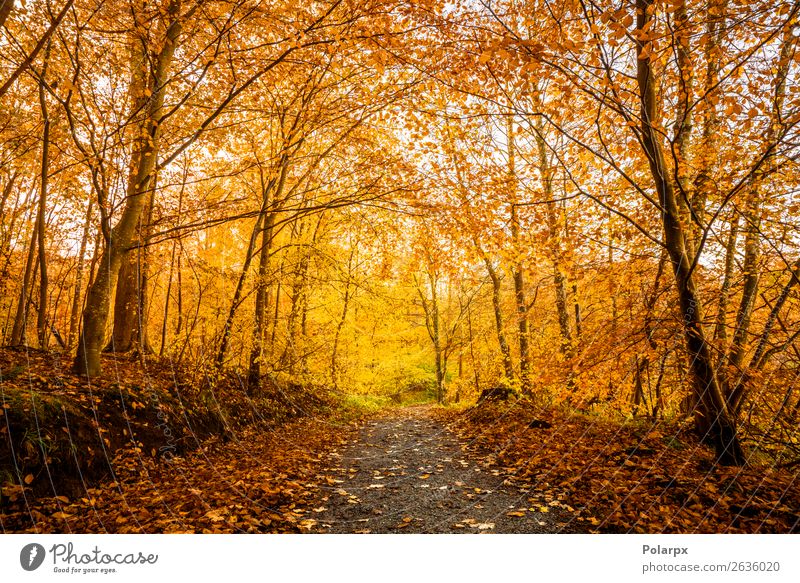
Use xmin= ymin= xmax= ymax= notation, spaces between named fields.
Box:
xmin=534 ymin=121 xmax=573 ymax=354
xmin=714 ymin=212 xmax=738 ymax=344
xmin=635 ymin=0 xmax=743 ymax=465
xmin=248 ymin=153 xmax=290 ymax=387
xmin=416 ymin=265 xmax=445 ymax=404
xmin=216 ymin=212 xmax=266 ymax=367
xmin=106 ymin=187 xmax=155 ymax=354
xmin=280 ymin=222 xmax=308 ymax=374
xmin=691 ymin=0 xmax=727 ymax=257
xmin=481 ymin=252 xmax=514 ymax=382
xmin=36 ymin=63 xmax=51 ymax=349
xmin=728 ymin=192 xmax=761 ymax=369
xmin=673 ymin=0 xmax=697 ymax=259
xmin=247 ymin=211 xmax=277 ymax=387
xmin=726 ymin=20 xmax=792 ymax=382
xmin=105 ymin=3 xmax=166 ymax=357
xmin=330 ymin=245 xmax=356 ymax=390
xmin=68 ymin=196 xmax=93 ymax=349
xmin=429 ymin=271 xmax=444 ymax=403
xmin=730 ymin=258 xmax=800 ymax=412
xmin=467 ymin=302 xmax=481 ymax=393
xmin=9 ymin=218 xmax=38 ymax=346
xmin=74 ymin=0 xmax=182 ymax=376
xmin=507 ymin=116 xmax=531 ymax=390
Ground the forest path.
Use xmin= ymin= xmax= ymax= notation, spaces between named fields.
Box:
xmin=307 ymin=405 xmax=577 ymax=533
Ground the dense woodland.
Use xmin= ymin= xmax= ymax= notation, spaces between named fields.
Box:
xmin=1 ymin=0 xmax=800 ymax=533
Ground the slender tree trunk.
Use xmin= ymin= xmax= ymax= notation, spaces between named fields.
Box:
xmin=36 ymin=63 xmax=50 ymax=349
xmin=692 ymin=0 xmax=727 ymax=257
xmin=534 ymin=122 xmax=573 ymax=354
xmin=728 ymin=192 xmax=761 ymax=370
xmin=635 ymin=252 xmax=667 ymax=417
xmin=726 ymin=22 xmax=792 ymax=381
xmin=280 ymin=222 xmax=307 ymax=374
xmin=481 ymin=252 xmax=514 ymax=382
xmin=507 ymin=116 xmax=531 ymax=390
xmin=175 ymin=247 xmax=183 ymax=336
xmin=216 ymin=212 xmax=266 ymax=367
xmin=636 ymin=0 xmax=743 ymax=464
xmin=281 ymin=212 xmax=323 ymax=374
xmin=330 ymin=245 xmax=356 ymax=390
xmin=416 ymin=265 xmax=445 ymax=403
xmin=248 ymin=155 xmax=290 ymax=387
xmin=160 ymin=241 xmax=176 ymax=358
xmin=270 ymin=276 xmax=282 ymax=351
xmin=247 ymin=212 xmax=276 ymax=387
xmin=68 ymin=197 xmax=93 ymax=349
xmin=10 ymin=219 xmax=38 ymax=346
xmin=467 ymin=302 xmax=480 ymax=393
xmin=445 ymin=113 xmax=515 ymax=386
xmin=430 ymin=271 xmax=444 ymax=403
xmin=673 ymin=0 xmax=697 ymax=259
xmin=714 ymin=212 xmax=739 ymax=344
xmin=731 ymin=258 xmax=800 ymax=412
xmin=632 ymin=355 xmax=649 ymax=416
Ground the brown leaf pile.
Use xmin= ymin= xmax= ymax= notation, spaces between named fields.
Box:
xmin=2 ymin=418 xmax=355 ymax=533
xmin=448 ymin=402 xmax=800 ymax=533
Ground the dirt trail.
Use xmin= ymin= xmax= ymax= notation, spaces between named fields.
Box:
xmin=308 ymin=406 xmax=577 ymax=533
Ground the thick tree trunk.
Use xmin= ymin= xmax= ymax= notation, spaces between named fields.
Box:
xmin=74 ymin=0 xmax=182 ymax=376
xmin=105 ymin=2 xmax=165 ymax=357
xmin=106 ymin=188 xmax=155 ymax=354
xmin=636 ymin=0 xmax=743 ymax=465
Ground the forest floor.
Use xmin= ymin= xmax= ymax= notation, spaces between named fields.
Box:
xmin=2 ymin=352 xmax=798 ymax=534
xmin=308 ymin=405 xmax=580 ymax=533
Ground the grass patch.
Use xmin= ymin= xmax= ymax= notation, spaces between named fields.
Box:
xmin=336 ymin=393 xmax=392 ymax=420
